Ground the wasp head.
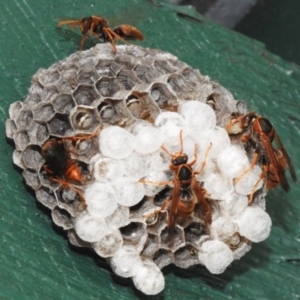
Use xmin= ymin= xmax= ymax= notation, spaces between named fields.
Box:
xmin=171 ymin=152 xmax=188 ymax=166
xmin=80 ymin=17 xmax=92 ymax=34
xmin=252 ymin=116 xmax=275 ymax=142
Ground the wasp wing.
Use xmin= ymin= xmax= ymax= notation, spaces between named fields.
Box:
xmin=274 ymin=132 xmax=297 ymax=183
xmin=168 ymin=178 xmax=180 ymax=230
xmin=261 ymin=134 xmax=290 ymax=192
xmin=192 ymin=178 xmax=211 ymax=225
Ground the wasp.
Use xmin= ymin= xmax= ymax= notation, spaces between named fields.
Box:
xmin=141 ymin=131 xmax=212 ymax=230
xmin=226 ymin=112 xmax=297 ymax=203
xmin=58 ymin=15 xmax=144 ymax=52
xmin=42 ymin=127 xmax=101 ymax=207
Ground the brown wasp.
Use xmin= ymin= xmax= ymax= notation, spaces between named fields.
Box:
xmin=141 ymin=131 xmax=212 ymax=230
xmin=58 ymin=15 xmax=144 ymax=52
xmin=226 ymin=112 xmax=297 ymax=203
xmin=42 ymin=127 xmax=101 ymax=207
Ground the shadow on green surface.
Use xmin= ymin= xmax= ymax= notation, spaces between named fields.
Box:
xmin=267 ymin=189 xmax=294 ymax=232
xmin=166 ymin=241 xmax=271 ymax=290
xmin=56 ymin=27 xmax=97 ymax=52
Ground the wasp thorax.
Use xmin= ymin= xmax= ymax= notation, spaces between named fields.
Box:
xmin=257 ymin=117 xmax=274 ymax=136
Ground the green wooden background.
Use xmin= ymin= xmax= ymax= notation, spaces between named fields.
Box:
xmin=235 ymin=0 xmax=300 ymax=66
xmin=1 ymin=0 xmax=299 ymax=299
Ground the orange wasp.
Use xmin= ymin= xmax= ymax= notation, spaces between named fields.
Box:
xmin=58 ymin=15 xmax=144 ymax=52
xmin=226 ymin=112 xmax=297 ymax=202
xmin=42 ymin=127 xmax=101 ymax=206
xmin=142 ymin=131 xmax=212 ymax=230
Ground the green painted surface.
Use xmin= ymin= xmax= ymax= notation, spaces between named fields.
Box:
xmin=0 ymin=0 xmax=299 ymax=299
xmin=235 ymin=0 xmax=300 ymax=66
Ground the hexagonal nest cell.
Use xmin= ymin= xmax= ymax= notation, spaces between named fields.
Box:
xmin=6 ymin=44 xmax=274 ymax=296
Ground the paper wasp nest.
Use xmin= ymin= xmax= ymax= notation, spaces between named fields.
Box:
xmin=6 ymin=44 xmax=271 ymax=295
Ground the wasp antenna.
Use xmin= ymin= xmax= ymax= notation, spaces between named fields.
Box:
xmin=202 ymin=143 xmax=212 ymax=163
xmin=161 ymin=145 xmax=174 ymax=157
xmin=196 ymin=142 xmax=212 ymax=175
xmin=179 ymin=130 xmax=184 ymax=154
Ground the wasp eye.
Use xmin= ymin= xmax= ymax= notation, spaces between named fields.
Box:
xmin=171 ymin=154 xmax=188 ymax=166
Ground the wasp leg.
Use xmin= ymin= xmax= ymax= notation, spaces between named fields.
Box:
xmin=62 ymin=125 xmax=102 ymax=142
xmin=143 ymin=197 xmax=171 ymax=220
xmin=194 ymin=143 xmax=212 ymax=175
xmin=234 ymin=152 xmax=259 ymax=185
xmin=50 ymin=177 xmax=87 ymax=208
xmin=79 ymin=34 xmax=88 ymax=51
xmin=248 ymin=165 xmax=267 ymax=204
xmin=102 ymin=27 xmax=118 ymax=53
xmin=107 ymin=27 xmax=132 ymax=45
xmin=139 ymin=179 xmax=173 ymax=186
xmin=42 ymin=164 xmax=54 ymax=175
xmin=57 ymin=20 xmax=81 ymax=29
xmin=188 ymin=144 xmax=198 ymax=167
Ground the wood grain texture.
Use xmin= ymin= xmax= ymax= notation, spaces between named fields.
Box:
xmin=0 ymin=0 xmax=299 ymax=299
